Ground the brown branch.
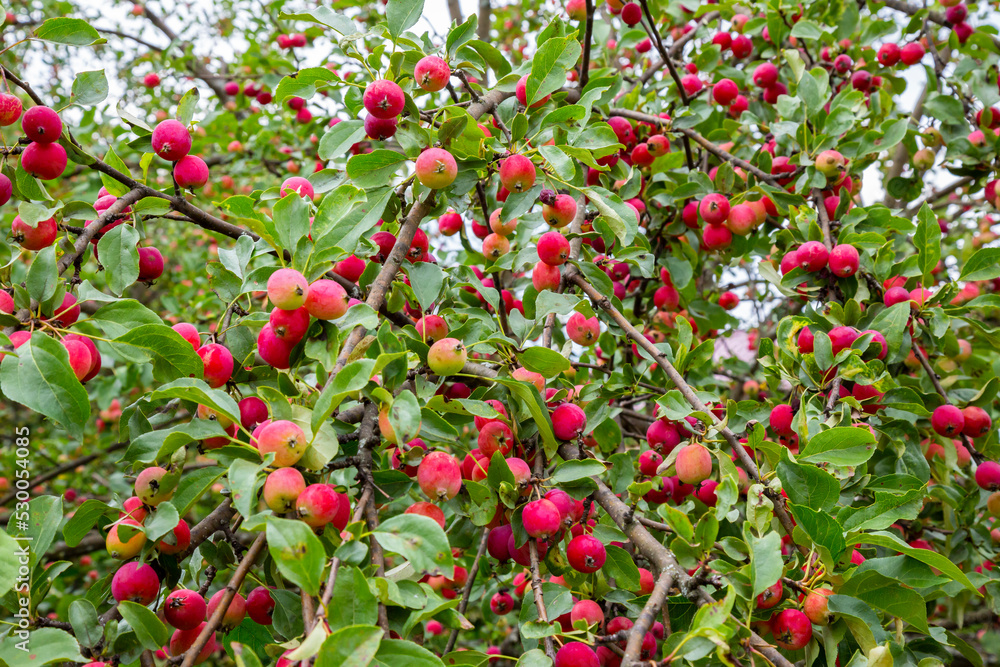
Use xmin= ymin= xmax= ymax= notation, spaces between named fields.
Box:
xmin=580 ymin=0 xmax=595 ymax=88
xmin=177 ymin=499 xmax=236 ymax=561
xmin=178 ymin=533 xmax=266 ymax=667
xmin=0 ymin=441 xmax=127 ymax=508
xmin=57 ymin=189 xmax=146 ymax=274
xmin=444 ymin=526 xmax=490 ymax=653
xmin=812 ymin=188 xmax=834 ymax=252
xmin=140 ymin=4 xmax=230 ymax=101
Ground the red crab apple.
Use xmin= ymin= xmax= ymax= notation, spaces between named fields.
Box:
xmin=138 ymin=246 xmax=165 ymax=281
xmin=975 ymin=461 xmax=1000 ymax=491
xmin=483 ymin=233 xmax=509 ymax=260
xmin=270 ymin=307 xmax=310 ymax=343
xmin=931 ymin=404 xmax=965 ymax=437
xmin=417 ymin=451 xmax=462 ymax=500
xmin=107 ymin=519 xmax=146 ymax=559
xmin=247 ymin=587 xmax=275 ymax=625
xmin=489 ymin=209 xmax=517 ymax=236
xmin=415 ymin=147 xmax=457 ymax=189
xmin=752 ymin=63 xmax=779 ymax=87
xmin=64 ymin=340 xmax=92 ymax=381
xmin=21 ymin=141 xmax=67 ymax=180
xmin=478 ymin=421 xmax=514 ymax=457
xmin=207 ymin=590 xmax=246 ymax=631
xmin=111 ymin=562 xmax=159 ymax=605
xmin=280 ymin=176 xmax=314 ymax=199
xmin=257 ymin=324 xmax=293 ymax=369
xmin=304 ymin=279 xmax=348 ymax=320
xmin=438 ymin=210 xmax=463 ymax=235
xmin=523 ymin=498 xmax=562 ymax=540
xmin=490 ymin=591 xmax=514 ymax=614
xmin=712 ymin=78 xmax=739 ymax=105
xmin=173 ymin=323 xmax=200 ymax=349
xmin=961 ymin=406 xmax=992 ymax=438
xmin=267 ymin=268 xmax=309 ymax=310
xmin=405 ymin=501 xmax=446 ymax=529
xmin=165 ymin=590 xmax=207 ymax=631
xmin=499 ymin=154 xmax=537 ymax=193
xmin=263 ymin=467 xmax=306 ymax=513
xmin=726 ymin=203 xmax=757 ymax=235
xmin=567 ymin=534 xmax=606 ymax=573
xmin=296 ymin=484 xmax=341 ymax=527
xmin=151 ymin=119 xmax=192 ymax=161
xmin=828 ymin=244 xmax=859 ymax=277
xmin=0 ymin=93 xmax=22 ymax=126
xmin=428 ymin=337 xmax=468 ymax=375
xmin=803 ymin=588 xmax=833 ymax=625
xmin=771 ymin=609 xmax=813 ymax=650
xmin=797 ymin=241 xmax=829 ymax=271
xmin=538 ymin=231 xmax=571 ymax=265
xmin=676 ymin=443 xmax=712 ymax=484
xmin=552 ymin=402 xmax=587 ymax=440
xmin=415 ymin=56 xmax=451 ymax=92
xmin=567 ymin=311 xmax=599 ymax=345
xmin=257 ymin=419 xmax=307 ymax=467
xmin=198 ymin=343 xmax=234 ymax=388
xmin=702 ymin=223 xmax=732 ymax=250
xmin=555 ymin=643 xmax=599 ymax=667
xmin=363 ymin=79 xmax=405 ymax=119
xmin=174 ymin=155 xmax=209 ymax=188
xmin=699 ymin=193 xmax=730 ymax=225
xmin=21 ymin=105 xmax=62 ymax=142
xmin=515 ymin=74 xmax=551 ymax=107
xmin=770 ymin=404 xmax=795 ymax=436
xmin=157 ymin=519 xmax=191 ymax=554
xmin=169 ymin=623 xmax=217 ymax=664
xmin=533 ymin=261 xmax=561 ymax=291
xmin=541 ymin=190 xmax=578 ymax=227
xmin=135 ymin=466 xmax=174 ymax=506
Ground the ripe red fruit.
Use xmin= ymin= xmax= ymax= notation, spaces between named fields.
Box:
xmin=165 ymin=590 xmax=207 ymax=630
xmin=414 ymin=56 xmax=451 ymax=92
xmin=962 ymin=406 xmax=992 ymax=438
xmin=884 ymin=285 xmax=911 ymax=307
xmin=731 ymin=34 xmax=752 ymax=58
xmin=169 ymin=623 xmax=216 ymax=664
xmin=418 ymin=451 xmax=462 ymax=500
xmin=647 ymin=418 xmax=680 ymax=454
xmin=257 ymin=324 xmax=293 ymax=369
xmin=247 ymin=587 xmax=275 ymax=625
xmin=637 ymin=568 xmax=655 ymax=594
xmin=280 ymin=176 xmax=314 ymax=199
xmin=752 ymin=63 xmax=779 ymax=88
xmin=828 ymin=244 xmax=859 ymax=277
xmin=515 ymin=74 xmax=551 ymax=108
xmin=621 ymin=2 xmax=641 ymax=25
xmin=405 ymin=501 xmax=446 ymax=529
xmin=638 ymin=450 xmax=663 ymax=476
xmin=552 ymin=402 xmax=587 ymax=440
xmin=415 ymin=147 xmax=458 ymax=189
xmin=174 ymin=155 xmax=209 ymax=188
xmin=488 ymin=525 xmax=513 ymax=562
xmin=828 ymin=326 xmax=859 ymax=355
xmin=877 ymin=43 xmax=900 ymax=66
xmin=523 ymin=498 xmax=562 ymax=539
xmin=770 ymin=404 xmax=795 ymax=436
xmin=567 ymin=534 xmax=606 ymax=573
xmin=538 ymin=231 xmax=571 ymax=266
xmin=0 ymin=93 xmax=22 ymax=126
xmin=555 ymin=643 xmax=599 ymax=667
xmin=22 ymin=105 xmax=62 ymax=142
xmin=363 ymin=79 xmax=405 ymax=119
xmin=931 ymin=404 xmax=965 ymax=437
xmin=207 ymin=590 xmax=246 ymax=631
xmin=158 ymin=519 xmax=191 ymax=554
xmin=533 ymin=261 xmax=561 ymax=291
xmin=21 ymin=141 xmax=67 ymax=180
xmin=138 ymin=246 xmax=165 ymax=281
xmin=771 ymin=608 xmax=813 ymax=650
xmin=490 ymin=591 xmax=514 ymax=614
xmin=304 ymin=279 xmax=348 ymax=320
xmin=364 ymin=114 xmax=398 ymax=141
xmin=797 ymin=241 xmax=829 ymax=272
xmin=976 ymin=461 xmax=1000 ymax=491
xmin=499 ymin=154 xmax=536 ymax=193
xmin=63 ymin=340 xmax=90 ymax=381
xmin=803 ymin=588 xmax=833 ymax=625
xmin=712 ymin=78 xmax=739 ymax=105
xmin=136 ymin=465 xmax=174 ymax=506
xmin=257 ymin=419 xmax=307 ymax=467
xmin=699 ymin=193 xmax=730 ymax=225
xmin=676 ymin=444 xmax=712 ymax=484
xmin=756 ymin=580 xmax=783 ymax=609
xmin=297 ymin=484 xmax=340 ymax=527
xmin=263 ymin=467 xmax=306 ymax=513
xmin=719 ymin=291 xmax=739 ymax=310
xmin=726 ymin=203 xmax=757 ymax=236
xmin=197 ymin=343 xmax=234 ymax=388
xmin=11 ymin=215 xmax=57 ymax=251
xmin=151 ymin=119 xmax=192 ymax=161
xmin=478 ymin=420 xmax=514 ymax=457
xmin=111 ymin=562 xmax=160 ymax=605
xmin=702 ymin=223 xmax=732 ymax=250
xmin=567 ymin=311 xmax=599 ymax=346
xmin=899 ymin=42 xmax=925 ymax=65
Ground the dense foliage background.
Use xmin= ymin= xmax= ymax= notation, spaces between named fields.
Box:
xmin=3 ymin=0 xmax=1000 ymax=666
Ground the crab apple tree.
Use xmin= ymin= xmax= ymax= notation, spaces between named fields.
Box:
xmin=7 ymin=0 xmax=1000 ymax=666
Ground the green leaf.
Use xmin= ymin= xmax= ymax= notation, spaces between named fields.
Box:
xmin=172 ymin=466 xmax=225 ymax=516
xmin=407 ymin=261 xmax=444 ymax=312
xmin=267 ymin=517 xmax=327 ymax=595
xmin=388 ymin=390 xmax=422 ymax=445
xmin=274 ymin=67 xmax=337 ymax=104
xmin=327 ymin=567 xmax=379 ymax=631
xmin=177 ymin=88 xmax=200 ymax=125
xmin=62 ymin=499 xmax=117 ymax=547
xmin=374 ymin=514 xmax=455 ymax=578
xmin=960 ymin=247 xmax=1000 ymax=281
xmin=551 ymin=459 xmax=605 ymax=483
xmin=516 ymin=347 xmax=570 ymax=378
xmin=315 ymin=625 xmax=383 ymax=667
xmin=526 ymin=37 xmax=582 ymax=106
xmin=99 ymin=146 xmax=131 ymax=196
xmin=848 ymin=530 xmax=977 ymax=593
xmin=799 ymin=426 xmax=877 ymax=466
xmin=826 ymin=595 xmax=889 ymax=653
xmin=119 ymin=600 xmax=171 ymax=651
xmin=387 ymin=0 xmax=425 ymax=39
xmin=320 ymin=120 xmax=368 ymax=161
xmin=18 ymin=201 xmax=60 ymax=225
xmin=602 ymin=544 xmax=640 ymax=591
xmin=122 ymin=419 xmax=227 ymax=463
xmin=0 ymin=332 xmax=90 ymax=436
xmin=71 ymin=69 xmax=109 ymax=106
xmin=347 ymin=151 xmax=409 ymax=188
xmin=313 ymin=359 xmax=376 ymax=432
xmin=33 ymin=17 xmax=104 ymax=45
xmin=278 ymin=8 xmax=358 ymax=35
xmin=97 ymin=224 xmax=141 ymax=296
xmin=274 ymin=192 xmax=311 ymax=253
xmin=113 ymin=324 xmax=204 ymax=382
xmin=0 ymin=628 xmax=85 ymax=665
xmin=914 ymin=204 xmax=942 ymax=285
xmin=515 ymin=649 xmax=553 ymax=667
xmin=149 ymin=378 xmax=240 ymax=423
xmin=788 ymin=503 xmax=847 ymax=561
xmin=748 ymin=530 xmax=783 ymax=599
xmin=371 ymin=639 xmax=443 ymax=667
xmin=69 ymin=599 xmax=102 ymax=647
xmin=25 ymin=245 xmax=58 ymax=303
xmin=839 ymin=488 xmax=923 ymax=532
xmin=446 ymin=16 xmax=477 ymax=59
xmin=838 ymin=569 xmax=929 ymax=633
xmin=776 ymin=450 xmax=839 ymax=511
